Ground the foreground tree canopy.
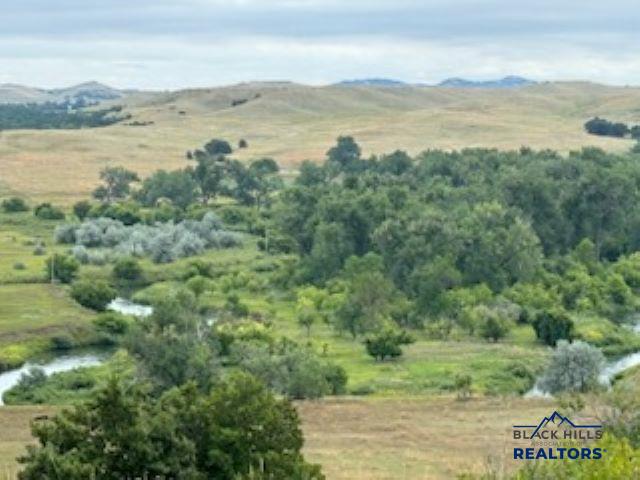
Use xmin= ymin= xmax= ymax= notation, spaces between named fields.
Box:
xmin=19 ymin=373 xmax=324 ymax=480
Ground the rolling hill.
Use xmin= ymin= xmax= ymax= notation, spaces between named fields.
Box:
xmin=0 ymin=81 xmax=124 ymax=105
xmin=1 ymin=81 xmax=640 ymax=203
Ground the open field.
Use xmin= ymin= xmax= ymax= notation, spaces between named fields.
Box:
xmin=0 ymin=212 xmax=66 ymax=284
xmin=1 ymin=82 xmax=640 ymax=204
xmin=0 ymin=396 xmax=559 ymax=479
xmin=0 ymin=284 xmax=95 ymax=368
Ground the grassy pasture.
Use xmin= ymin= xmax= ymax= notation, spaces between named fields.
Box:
xmin=0 ymin=284 xmax=95 ymax=369
xmin=1 ymin=82 xmax=640 ymax=204
xmin=0 ymin=212 xmax=66 ymax=284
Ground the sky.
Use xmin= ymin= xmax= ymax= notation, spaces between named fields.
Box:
xmin=1 ymin=0 xmax=639 ymax=90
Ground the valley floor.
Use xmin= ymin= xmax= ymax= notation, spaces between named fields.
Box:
xmin=0 ymin=396 xmax=556 ymax=480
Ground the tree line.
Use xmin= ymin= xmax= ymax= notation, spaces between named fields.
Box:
xmin=0 ymin=103 xmax=130 ymax=130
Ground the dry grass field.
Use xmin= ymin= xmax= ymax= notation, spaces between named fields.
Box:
xmin=1 ymin=82 xmax=640 ymax=204
xmin=0 ymin=396 xmax=559 ymax=480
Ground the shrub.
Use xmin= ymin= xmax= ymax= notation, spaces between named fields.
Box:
xmin=57 ymin=213 xmax=240 ymax=264
xmin=71 ymin=280 xmax=116 ymax=311
xmin=186 ymin=275 xmax=212 ymax=297
xmin=93 ymin=311 xmax=130 ymax=335
xmin=324 ymin=363 xmax=348 ymax=395
xmin=13 ymin=262 xmax=26 ymax=270
xmin=364 ymin=328 xmax=414 ymax=361
xmin=54 ymin=224 xmax=78 ymax=244
xmin=454 ymin=373 xmax=472 ymax=399
xmin=1 ymin=197 xmax=29 ymax=213
xmin=112 ymin=257 xmax=143 ymax=283
xmin=34 ymin=203 xmax=65 ymax=220
xmin=45 ymin=254 xmax=79 ymax=283
xmin=538 ymin=340 xmax=605 ymax=394
xmin=225 ymin=293 xmax=249 ymax=317
xmin=51 ymin=335 xmax=74 ymax=350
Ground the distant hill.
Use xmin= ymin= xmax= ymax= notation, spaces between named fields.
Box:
xmin=438 ymin=76 xmax=536 ymax=89
xmin=2 ymin=80 xmax=640 ymax=204
xmin=335 ymin=78 xmax=408 ymax=87
xmin=0 ymin=81 xmax=124 ymax=104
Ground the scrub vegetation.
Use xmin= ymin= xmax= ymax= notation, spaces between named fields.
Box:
xmin=2 ymin=131 xmax=640 ymax=478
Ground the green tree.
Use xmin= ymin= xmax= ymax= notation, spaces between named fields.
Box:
xmin=45 ymin=253 xmax=79 ymax=284
xmin=364 ymin=328 xmax=414 ymax=361
xmin=72 ymin=200 xmax=92 ymax=220
xmin=532 ymin=308 xmax=574 ymax=346
xmin=112 ymin=257 xmax=144 ymax=284
xmin=326 ymin=136 xmax=361 ymax=174
xmin=92 ymin=166 xmax=139 ymax=203
xmin=1 ymin=197 xmax=29 ymax=213
xmin=204 ymin=138 xmax=232 ymax=156
xmin=71 ymin=279 xmax=116 ymax=311
xmin=137 ymin=169 xmax=198 ymax=209
xmin=477 ymin=305 xmax=513 ymax=342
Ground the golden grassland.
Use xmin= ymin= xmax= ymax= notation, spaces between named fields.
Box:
xmin=1 ymin=82 xmax=640 ymax=204
xmin=298 ymin=396 xmax=560 ymax=479
xmin=0 ymin=396 xmax=560 ymax=480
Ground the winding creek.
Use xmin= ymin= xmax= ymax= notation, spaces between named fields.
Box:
xmin=0 ymin=353 xmax=106 ymax=405
xmin=0 ymin=298 xmax=152 ymax=405
xmin=3 ymin=297 xmax=640 ymax=403
xmin=527 ymin=324 xmax=640 ymax=397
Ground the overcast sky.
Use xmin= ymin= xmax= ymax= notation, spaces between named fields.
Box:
xmin=1 ymin=0 xmax=638 ymax=89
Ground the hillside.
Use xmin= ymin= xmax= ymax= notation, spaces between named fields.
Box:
xmin=1 ymin=81 xmax=640 ymax=203
xmin=0 ymin=81 xmax=124 ymax=105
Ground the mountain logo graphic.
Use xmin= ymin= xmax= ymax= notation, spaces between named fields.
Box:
xmin=513 ymin=411 xmax=601 ymax=437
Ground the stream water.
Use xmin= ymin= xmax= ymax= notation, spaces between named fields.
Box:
xmin=526 ymin=327 xmax=640 ymax=397
xmin=107 ymin=297 xmax=153 ymax=317
xmin=0 ymin=352 xmax=106 ymax=405
xmin=0 ymin=298 xmax=153 ymax=405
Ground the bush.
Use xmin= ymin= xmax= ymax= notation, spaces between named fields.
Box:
xmin=51 ymin=335 xmax=74 ymax=351
xmin=56 ymin=213 xmax=240 ymax=264
xmin=71 ymin=280 xmax=116 ymax=311
xmin=538 ymin=340 xmax=605 ymax=394
xmin=324 ymin=363 xmax=348 ymax=395
xmin=34 ymin=203 xmax=65 ymax=220
xmin=112 ymin=257 xmax=143 ymax=283
xmin=93 ymin=311 xmax=130 ymax=335
xmin=45 ymin=254 xmax=79 ymax=283
xmin=364 ymin=328 xmax=414 ymax=361
xmin=1 ymin=197 xmax=29 ymax=213
xmin=454 ymin=373 xmax=472 ymax=399
xmin=13 ymin=262 xmax=26 ymax=270
xmin=54 ymin=224 xmax=78 ymax=244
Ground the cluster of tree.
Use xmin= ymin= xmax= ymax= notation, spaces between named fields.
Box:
xmin=584 ymin=117 xmax=640 ymax=139
xmin=265 ymin=139 xmax=640 ymax=351
xmin=1 ymin=197 xmax=29 ymax=213
xmin=18 ymin=374 xmax=323 ymax=479
xmin=0 ymin=103 xmax=129 ymax=130
xmin=123 ymin=285 xmax=347 ymax=401
xmin=91 ymin=140 xmax=281 ymax=211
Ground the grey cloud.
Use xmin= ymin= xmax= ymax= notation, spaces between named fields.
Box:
xmin=0 ymin=1 xmax=638 ymax=88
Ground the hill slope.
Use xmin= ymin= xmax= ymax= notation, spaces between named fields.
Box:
xmin=1 ymin=81 xmax=640 ymax=203
xmin=0 ymin=82 xmax=123 ymax=104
